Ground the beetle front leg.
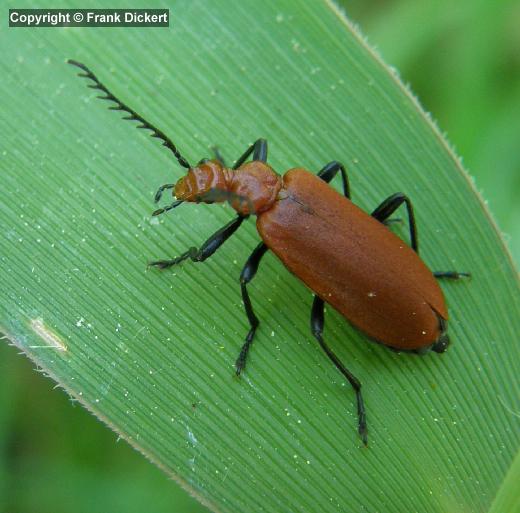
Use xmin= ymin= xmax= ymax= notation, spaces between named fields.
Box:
xmin=310 ymin=296 xmax=368 ymax=446
xmin=371 ymin=193 xmax=418 ymax=253
xmin=235 ymin=242 xmax=269 ymax=375
xmin=149 ymin=215 xmax=245 ymax=269
xmin=317 ymin=161 xmax=350 ymax=199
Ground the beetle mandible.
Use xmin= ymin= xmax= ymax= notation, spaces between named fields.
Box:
xmin=69 ymin=60 xmax=469 ymax=445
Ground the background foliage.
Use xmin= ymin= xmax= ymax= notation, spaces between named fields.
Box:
xmin=1 ymin=0 xmax=518 ymax=512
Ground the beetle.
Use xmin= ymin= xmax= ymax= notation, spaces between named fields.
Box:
xmin=69 ymin=60 xmax=469 ymax=445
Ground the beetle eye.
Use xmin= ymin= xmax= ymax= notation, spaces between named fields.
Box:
xmin=197 ymin=158 xmax=209 ymax=166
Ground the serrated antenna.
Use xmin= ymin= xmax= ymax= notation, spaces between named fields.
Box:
xmin=67 ymin=59 xmax=191 ymax=169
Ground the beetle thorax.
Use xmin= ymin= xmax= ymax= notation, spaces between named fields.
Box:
xmin=230 ymin=161 xmax=282 ymax=215
xmin=174 ymin=160 xmax=281 ymax=216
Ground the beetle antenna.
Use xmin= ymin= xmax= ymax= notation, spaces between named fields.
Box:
xmin=152 ymin=200 xmax=183 ymax=217
xmin=67 ymin=60 xmax=191 ymax=170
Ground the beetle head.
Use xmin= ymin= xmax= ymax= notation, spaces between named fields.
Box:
xmin=174 ymin=160 xmax=229 ymax=203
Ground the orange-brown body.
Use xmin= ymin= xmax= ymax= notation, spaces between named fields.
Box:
xmin=258 ymin=169 xmax=447 ymax=350
xmin=175 ymin=160 xmax=448 ymax=351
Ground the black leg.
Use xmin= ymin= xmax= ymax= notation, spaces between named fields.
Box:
xmin=372 ymin=193 xmax=418 ymax=253
xmin=235 ymin=242 xmax=269 ymax=375
xmin=433 ymin=271 xmax=471 ymax=279
xmin=149 ymin=215 xmax=246 ymax=269
xmin=310 ymin=296 xmax=367 ymax=446
xmin=317 ymin=162 xmax=400 ymax=226
xmin=233 ymin=139 xmax=268 ymax=169
xmin=317 ymin=161 xmax=350 ymax=199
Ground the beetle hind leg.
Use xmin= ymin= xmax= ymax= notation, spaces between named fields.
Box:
xmin=235 ymin=242 xmax=269 ymax=375
xmin=310 ymin=296 xmax=368 ymax=446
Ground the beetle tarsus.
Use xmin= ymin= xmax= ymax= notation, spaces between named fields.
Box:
xmin=148 ymin=250 xmax=194 ymax=269
xmin=433 ymin=271 xmax=471 ymax=280
xmin=358 ymin=396 xmax=368 ymax=446
xmin=235 ymin=331 xmax=256 ymax=376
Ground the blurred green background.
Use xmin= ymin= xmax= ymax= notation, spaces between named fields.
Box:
xmin=1 ymin=1 xmax=518 ymax=512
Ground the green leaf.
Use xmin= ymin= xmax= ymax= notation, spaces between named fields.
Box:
xmin=1 ymin=1 xmax=519 ymax=512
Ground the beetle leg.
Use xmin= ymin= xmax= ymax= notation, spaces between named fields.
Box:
xmin=235 ymin=242 xmax=269 ymax=375
xmin=433 ymin=271 xmax=471 ymax=279
xmin=310 ymin=296 xmax=368 ymax=446
xmin=317 ymin=161 xmax=351 ymax=199
xmin=371 ymin=193 xmax=418 ymax=253
xmin=148 ymin=215 xmax=246 ymax=269
xmin=233 ymin=139 xmax=268 ymax=169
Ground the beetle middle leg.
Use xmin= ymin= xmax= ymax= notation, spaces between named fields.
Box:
xmin=371 ymin=192 xmax=418 ymax=252
xmin=235 ymin=242 xmax=269 ymax=375
xmin=311 ymin=296 xmax=368 ymax=446
xmin=317 ymin=161 xmax=350 ymax=199
xmin=149 ymin=215 xmax=245 ymax=269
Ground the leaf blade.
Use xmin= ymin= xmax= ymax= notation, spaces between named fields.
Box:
xmin=1 ymin=1 xmax=519 ymax=512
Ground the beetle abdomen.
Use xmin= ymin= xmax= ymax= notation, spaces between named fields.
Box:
xmin=257 ymin=169 xmax=448 ymax=350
